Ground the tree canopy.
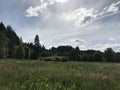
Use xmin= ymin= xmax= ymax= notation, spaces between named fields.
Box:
xmin=0 ymin=22 xmax=120 ymax=62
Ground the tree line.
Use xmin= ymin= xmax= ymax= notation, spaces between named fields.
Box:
xmin=0 ymin=22 xmax=120 ymax=62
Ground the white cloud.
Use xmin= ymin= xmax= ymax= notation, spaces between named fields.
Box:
xmin=25 ymin=0 xmax=68 ymax=17
xmin=25 ymin=0 xmax=120 ymax=26
xmin=61 ymin=1 xmax=120 ymax=26
xmin=109 ymin=38 xmax=117 ymax=41
xmin=53 ymin=0 xmax=68 ymax=3
xmin=93 ymin=43 xmax=120 ymax=52
xmin=100 ymin=0 xmax=120 ymax=16
xmin=62 ymin=8 xmax=97 ymax=26
xmin=23 ymin=0 xmax=120 ymax=51
xmin=106 ymin=1 xmax=120 ymax=13
xmin=58 ymin=38 xmax=87 ymax=49
xmin=107 ymin=4 xmax=119 ymax=13
xmin=25 ymin=2 xmax=48 ymax=17
xmin=108 ymin=37 xmax=120 ymax=43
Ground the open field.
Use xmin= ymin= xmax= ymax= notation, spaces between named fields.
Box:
xmin=0 ymin=60 xmax=120 ymax=90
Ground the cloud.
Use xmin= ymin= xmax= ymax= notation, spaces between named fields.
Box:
xmin=26 ymin=2 xmax=48 ymax=17
xmin=105 ymin=1 xmax=120 ymax=13
xmin=109 ymin=38 xmax=117 ymax=41
xmin=61 ymin=1 xmax=120 ymax=26
xmin=62 ymin=8 xmax=97 ymax=26
xmin=93 ymin=43 xmax=120 ymax=52
xmin=23 ymin=0 xmax=120 ymax=50
xmin=59 ymin=38 xmax=87 ymax=49
xmin=53 ymin=0 xmax=68 ymax=3
xmin=108 ymin=37 xmax=120 ymax=42
xmin=25 ymin=0 xmax=68 ymax=17
xmin=25 ymin=0 xmax=120 ymax=26
xmin=99 ymin=0 xmax=120 ymax=16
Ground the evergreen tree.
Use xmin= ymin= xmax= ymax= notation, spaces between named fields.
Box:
xmin=6 ymin=25 xmax=20 ymax=57
xmin=34 ymin=35 xmax=40 ymax=46
xmin=20 ymin=37 xmax=23 ymax=44
xmin=32 ymin=35 xmax=41 ymax=59
xmin=0 ymin=22 xmax=6 ymax=33
xmin=0 ymin=33 xmax=8 ymax=58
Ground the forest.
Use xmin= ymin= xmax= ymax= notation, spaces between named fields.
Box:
xmin=0 ymin=22 xmax=120 ymax=62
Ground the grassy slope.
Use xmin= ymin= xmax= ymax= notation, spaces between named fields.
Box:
xmin=0 ymin=59 xmax=120 ymax=90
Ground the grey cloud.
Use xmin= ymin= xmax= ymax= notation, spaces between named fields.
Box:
xmin=75 ymin=39 xmax=86 ymax=45
xmin=82 ymin=16 xmax=93 ymax=24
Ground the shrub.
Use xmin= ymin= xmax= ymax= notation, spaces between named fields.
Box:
xmin=15 ymin=45 xmax=25 ymax=59
xmin=24 ymin=46 xmax=31 ymax=59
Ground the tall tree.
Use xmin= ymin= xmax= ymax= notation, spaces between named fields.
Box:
xmin=34 ymin=35 xmax=40 ymax=46
xmin=6 ymin=25 xmax=20 ymax=57
xmin=0 ymin=33 xmax=8 ymax=58
xmin=0 ymin=22 xmax=6 ymax=33
xmin=32 ymin=35 xmax=41 ymax=59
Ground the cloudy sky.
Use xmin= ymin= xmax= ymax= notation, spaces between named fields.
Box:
xmin=0 ymin=0 xmax=120 ymax=51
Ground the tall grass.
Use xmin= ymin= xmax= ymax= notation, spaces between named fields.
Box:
xmin=0 ymin=59 xmax=120 ymax=90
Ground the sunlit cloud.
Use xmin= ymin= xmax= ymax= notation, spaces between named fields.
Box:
xmin=61 ymin=8 xmax=97 ymax=26
xmin=105 ymin=1 xmax=120 ymax=13
xmin=25 ymin=0 xmax=69 ymax=17
xmin=25 ymin=0 xmax=120 ymax=27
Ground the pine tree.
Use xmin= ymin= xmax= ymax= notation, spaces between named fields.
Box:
xmin=6 ymin=25 xmax=20 ymax=57
xmin=34 ymin=35 xmax=40 ymax=46
xmin=32 ymin=35 xmax=41 ymax=59
xmin=0 ymin=33 xmax=8 ymax=58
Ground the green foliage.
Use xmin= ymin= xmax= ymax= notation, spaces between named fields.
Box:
xmin=81 ymin=54 xmax=88 ymax=61
xmin=0 ymin=33 xmax=8 ymax=58
xmin=0 ymin=60 xmax=120 ymax=90
xmin=31 ymin=46 xmax=41 ymax=59
xmin=40 ymin=56 xmax=68 ymax=62
xmin=24 ymin=46 xmax=31 ymax=59
xmin=93 ymin=52 xmax=103 ymax=62
xmin=34 ymin=35 xmax=40 ymax=46
xmin=0 ymin=23 xmax=20 ymax=58
xmin=69 ymin=48 xmax=81 ymax=61
xmin=115 ymin=53 xmax=120 ymax=62
xmin=1 ymin=22 xmax=120 ymax=62
xmin=104 ymin=48 xmax=115 ymax=62
xmin=0 ymin=22 xmax=6 ymax=33
xmin=15 ymin=45 xmax=25 ymax=59
xmin=6 ymin=25 xmax=20 ymax=57
xmin=30 ymin=35 xmax=41 ymax=59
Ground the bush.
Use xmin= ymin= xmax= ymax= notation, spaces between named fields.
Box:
xmin=15 ymin=45 xmax=25 ymax=59
xmin=40 ymin=56 xmax=68 ymax=62
xmin=104 ymin=48 xmax=115 ymax=62
xmin=24 ymin=46 xmax=31 ymax=59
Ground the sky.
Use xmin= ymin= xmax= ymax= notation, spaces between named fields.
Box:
xmin=0 ymin=0 xmax=120 ymax=51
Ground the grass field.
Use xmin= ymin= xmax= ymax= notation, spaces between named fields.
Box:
xmin=0 ymin=60 xmax=120 ymax=90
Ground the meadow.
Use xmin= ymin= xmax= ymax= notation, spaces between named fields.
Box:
xmin=0 ymin=59 xmax=120 ymax=90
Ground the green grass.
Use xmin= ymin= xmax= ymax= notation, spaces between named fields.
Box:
xmin=0 ymin=59 xmax=120 ymax=90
